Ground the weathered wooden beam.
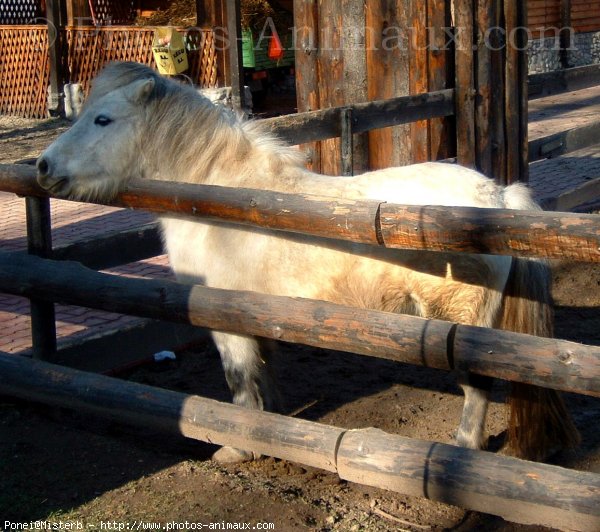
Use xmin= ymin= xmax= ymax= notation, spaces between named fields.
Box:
xmin=51 ymin=223 xmax=162 ymax=269
xmin=475 ymin=0 xmax=493 ymax=177
xmin=453 ymin=0 xmax=476 ymax=168
xmin=0 ymin=350 xmax=342 ymax=472
xmin=341 ymin=0 xmax=369 ymax=174
xmin=263 ymin=89 xmax=455 ymax=145
xmin=504 ymin=0 xmax=528 ymax=184
xmin=2 ymin=251 xmax=600 ymax=397
xmin=337 ymin=428 xmax=600 ymax=532
xmin=1 ymin=351 xmax=599 ymax=531
xmin=528 ymin=64 xmax=600 ymax=97
xmin=293 ymin=0 xmax=321 ymax=172
xmin=2 ymin=164 xmax=599 ymax=263
xmin=541 ymin=178 xmax=600 ymax=213
xmin=427 ymin=0 xmax=452 ymax=161
xmin=340 ymin=108 xmax=353 ymax=176
xmin=528 ymin=121 xmax=600 ymax=162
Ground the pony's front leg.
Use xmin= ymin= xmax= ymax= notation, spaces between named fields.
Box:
xmin=456 ymin=372 xmax=494 ymax=450
xmin=211 ymin=331 xmax=281 ymax=463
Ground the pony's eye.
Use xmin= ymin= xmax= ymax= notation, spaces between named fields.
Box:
xmin=94 ymin=115 xmax=113 ymax=127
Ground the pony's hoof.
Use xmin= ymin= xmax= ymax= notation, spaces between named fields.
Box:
xmin=212 ymin=446 xmax=258 ymax=464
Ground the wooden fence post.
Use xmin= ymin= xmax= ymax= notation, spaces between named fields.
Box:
xmin=25 ymin=197 xmax=57 ymax=360
xmin=225 ymin=0 xmax=246 ymax=111
xmin=46 ymin=0 xmax=67 ymax=116
xmin=340 ymin=108 xmax=354 ymax=176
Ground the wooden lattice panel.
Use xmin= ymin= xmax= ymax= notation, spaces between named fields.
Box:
xmin=0 ymin=25 xmax=219 ymax=118
xmin=89 ymin=1 xmax=136 ymax=25
xmin=184 ymin=29 xmax=219 ymax=88
xmin=0 ymin=25 xmax=49 ymax=118
xmin=66 ymin=26 xmax=219 ymax=93
xmin=0 ymin=0 xmax=44 ymax=25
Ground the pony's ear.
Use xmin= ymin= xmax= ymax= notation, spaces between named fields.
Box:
xmin=125 ymin=77 xmax=156 ymax=104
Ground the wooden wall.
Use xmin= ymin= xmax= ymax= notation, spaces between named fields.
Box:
xmin=529 ymin=0 xmax=600 ymax=36
xmin=292 ymin=0 xmax=528 ymax=184
xmin=293 ymin=0 xmax=453 ymax=175
xmin=571 ymin=0 xmax=600 ymax=33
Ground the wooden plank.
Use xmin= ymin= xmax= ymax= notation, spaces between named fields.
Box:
xmin=542 ymin=177 xmax=600 ymax=213
xmin=341 ymin=0 xmax=369 ymax=173
xmin=337 ymin=429 xmax=600 ymax=532
xmin=427 ymin=0 xmax=452 ymax=161
xmin=0 ymin=350 xmax=343 ymax=472
xmin=490 ymin=0 xmax=507 ymax=182
xmin=51 ymin=223 xmax=162 ymax=270
xmin=453 ymin=0 xmax=476 ymax=168
xmin=340 ymin=108 xmax=354 ymax=176
xmin=504 ymin=0 xmax=520 ymax=184
xmin=1 ymin=350 xmax=599 ymax=530
xmin=293 ymin=0 xmax=321 ymax=172
xmin=408 ymin=0 xmax=430 ymax=163
xmin=2 ymin=164 xmax=600 ymax=263
xmin=263 ymin=89 xmax=455 ymax=146
xmin=475 ymin=0 xmax=493 ymax=177
xmin=366 ymin=0 xmax=411 ymax=169
xmin=528 ymin=120 xmax=600 ymax=162
xmin=2 ymin=252 xmax=600 ymax=397
xmin=518 ymin=0 xmax=529 ymax=182
xmin=316 ymin=0 xmax=344 ymax=175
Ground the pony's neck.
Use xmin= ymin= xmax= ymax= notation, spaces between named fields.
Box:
xmin=143 ymin=91 xmax=308 ymax=191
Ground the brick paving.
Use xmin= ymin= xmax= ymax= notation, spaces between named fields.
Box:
xmin=0 ymin=192 xmax=172 ymax=354
xmin=1 ymin=86 xmax=600 ymax=357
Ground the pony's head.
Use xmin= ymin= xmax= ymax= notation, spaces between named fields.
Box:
xmin=37 ymin=62 xmax=176 ymax=201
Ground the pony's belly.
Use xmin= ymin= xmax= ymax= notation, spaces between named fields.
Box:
xmin=159 ymin=216 xmax=512 ymax=327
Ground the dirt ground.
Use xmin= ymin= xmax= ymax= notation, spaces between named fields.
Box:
xmin=1 ymin=117 xmax=599 ymax=531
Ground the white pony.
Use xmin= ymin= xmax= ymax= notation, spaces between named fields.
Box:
xmin=37 ymin=62 xmax=578 ymax=462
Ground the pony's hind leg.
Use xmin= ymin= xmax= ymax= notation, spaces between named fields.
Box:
xmin=211 ymin=331 xmax=281 ymax=463
xmin=456 ymin=372 xmax=494 ymax=449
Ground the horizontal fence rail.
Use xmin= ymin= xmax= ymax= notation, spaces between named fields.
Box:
xmin=1 ymin=251 xmax=599 ymax=398
xmin=263 ymin=89 xmax=455 ymax=146
xmin=0 ymin=350 xmax=598 ymax=532
xmin=1 ymin=164 xmax=600 ymax=263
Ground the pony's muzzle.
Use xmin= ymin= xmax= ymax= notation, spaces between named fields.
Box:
xmin=36 ymin=155 xmax=69 ymax=195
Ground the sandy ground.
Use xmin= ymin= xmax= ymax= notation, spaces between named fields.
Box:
xmin=0 ymin=116 xmax=599 ymax=531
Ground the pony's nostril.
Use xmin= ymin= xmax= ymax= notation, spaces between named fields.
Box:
xmin=36 ymin=157 xmax=50 ymax=176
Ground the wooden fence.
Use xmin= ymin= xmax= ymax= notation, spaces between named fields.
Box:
xmin=0 ymin=20 xmax=599 ymax=525
xmin=0 ymin=162 xmax=600 ymax=528
xmin=529 ymin=0 xmax=600 ymax=35
xmin=0 ymin=25 xmax=219 ymax=118
xmin=1 ymin=349 xmax=599 ymax=531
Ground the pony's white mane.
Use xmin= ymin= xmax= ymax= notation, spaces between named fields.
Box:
xmin=87 ymin=62 xmax=307 ymax=188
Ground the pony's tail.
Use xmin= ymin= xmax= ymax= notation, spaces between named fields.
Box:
xmin=500 ymin=183 xmax=580 ymax=460
xmin=500 ymin=256 xmax=580 ymax=460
